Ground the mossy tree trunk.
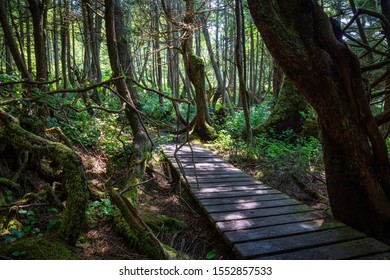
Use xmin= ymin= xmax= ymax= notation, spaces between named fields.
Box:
xmin=255 ymin=77 xmax=310 ymax=136
xmin=105 ymin=0 xmax=151 ymax=184
xmin=181 ymin=0 xmax=216 ymax=141
xmin=248 ymin=0 xmax=390 ymax=243
xmin=0 ymin=109 xmax=88 ymax=246
xmin=27 ymin=0 xmax=48 ymax=83
xmin=114 ymin=0 xmax=151 ymax=180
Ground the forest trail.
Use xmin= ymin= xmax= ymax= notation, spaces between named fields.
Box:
xmin=162 ymin=143 xmax=390 ymax=260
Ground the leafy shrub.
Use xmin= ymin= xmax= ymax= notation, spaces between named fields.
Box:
xmin=85 ymin=198 xmax=115 ymax=226
xmin=215 ymin=100 xmax=274 ymax=138
xmin=138 ymin=90 xmax=175 ymax=123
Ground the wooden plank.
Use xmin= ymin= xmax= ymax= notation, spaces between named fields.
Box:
xmin=225 ymin=219 xmax=345 ymax=244
xmin=210 ymin=204 xmax=314 ymax=222
xmin=175 ymin=158 xmax=226 ymax=163
xmin=200 ymin=193 xmax=291 ymax=206
xmin=187 ymin=176 xmax=256 ymax=184
xmin=195 ymin=189 xmax=281 ymax=199
xmin=188 ymin=181 xmax=265 ymax=189
xmin=216 ymin=211 xmax=323 ymax=232
xmin=356 ymin=251 xmax=390 ymax=260
xmin=234 ymin=227 xmax=366 ymax=258
xmin=172 ymin=162 xmax=234 ymax=169
xmin=193 ymin=185 xmax=273 ymax=193
xmin=205 ymin=198 xmax=301 ymax=213
xmin=185 ymin=172 xmax=247 ymax=178
xmin=258 ymin=238 xmax=390 ymax=260
xmin=182 ymin=167 xmax=242 ymax=173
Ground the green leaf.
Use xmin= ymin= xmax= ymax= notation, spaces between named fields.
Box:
xmin=206 ymin=250 xmax=216 ymax=260
xmin=18 ymin=209 xmax=28 ymax=215
xmin=12 ymin=250 xmax=27 ymax=257
xmin=10 ymin=228 xmax=24 ymax=239
xmin=23 ymin=226 xmax=31 ymax=233
xmin=5 ymin=236 xmax=17 ymax=244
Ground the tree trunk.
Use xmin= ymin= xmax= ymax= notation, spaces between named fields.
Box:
xmin=52 ymin=0 xmax=60 ymax=89
xmin=105 ymin=0 xmax=150 ymax=180
xmin=0 ymin=0 xmax=32 ymax=81
xmin=256 ymin=77 xmax=310 ymax=136
xmin=201 ymin=14 xmax=225 ymax=111
xmin=235 ymin=0 xmax=253 ymax=146
xmin=59 ymin=0 xmax=67 ymax=90
xmin=27 ymin=0 xmax=48 ymax=82
xmin=179 ymin=0 xmax=216 ymax=140
xmin=248 ymin=0 xmax=390 ymax=243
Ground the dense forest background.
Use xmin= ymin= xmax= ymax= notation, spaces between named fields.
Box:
xmin=1 ymin=0 xmax=390 ymax=259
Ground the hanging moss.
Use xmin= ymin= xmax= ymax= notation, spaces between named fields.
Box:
xmin=0 ymin=236 xmax=78 ymax=260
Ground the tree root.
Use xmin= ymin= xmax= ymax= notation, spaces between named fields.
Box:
xmin=291 ymin=174 xmax=328 ymax=202
xmin=110 ymin=189 xmax=170 ymax=259
xmin=0 ymin=109 xmax=88 ymax=246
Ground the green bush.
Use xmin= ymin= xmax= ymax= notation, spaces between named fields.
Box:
xmin=214 ymin=100 xmax=274 ymax=138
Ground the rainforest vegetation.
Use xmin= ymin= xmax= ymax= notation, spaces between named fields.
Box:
xmin=1 ymin=0 xmax=390 ymax=259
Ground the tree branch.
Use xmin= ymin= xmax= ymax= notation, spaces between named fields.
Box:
xmin=375 ymin=109 xmax=390 ymax=126
xmin=130 ymin=79 xmax=191 ymax=104
xmin=44 ymin=76 xmax=123 ymax=95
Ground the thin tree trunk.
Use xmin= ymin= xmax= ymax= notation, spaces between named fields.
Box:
xmin=105 ymin=0 xmax=150 ymax=179
xmin=27 ymin=0 xmax=48 ymax=82
xmin=235 ymin=0 xmax=253 ymax=146
xmin=201 ymin=14 xmax=224 ymax=111
xmin=0 ymin=0 xmax=31 ymax=81
xmin=59 ymin=0 xmax=67 ymax=90
xmin=52 ymin=0 xmax=60 ymax=89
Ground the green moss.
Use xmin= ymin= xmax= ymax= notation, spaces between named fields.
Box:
xmin=121 ymin=177 xmax=140 ymax=204
xmin=114 ymin=210 xmax=138 ymax=248
xmin=57 ymin=144 xmax=88 ymax=245
xmin=142 ymin=213 xmax=187 ymax=233
xmin=164 ymin=244 xmax=189 ymax=260
xmin=0 ymin=236 xmax=78 ymax=260
xmin=1 ymin=117 xmax=88 ymax=246
xmin=114 ymin=212 xmax=162 ymax=259
xmin=188 ymin=52 xmax=204 ymax=68
xmin=192 ymin=122 xmax=217 ymax=141
xmin=255 ymin=78 xmax=311 ymax=137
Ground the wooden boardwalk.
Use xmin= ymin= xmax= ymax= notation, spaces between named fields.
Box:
xmin=162 ymin=143 xmax=390 ymax=260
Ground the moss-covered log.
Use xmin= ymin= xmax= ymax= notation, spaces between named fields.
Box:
xmin=0 ymin=236 xmax=78 ymax=260
xmin=0 ymin=109 xmax=88 ymax=246
xmin=110 ymin=189 xmax=170 ymax=259
xmin=0 ymin=177 xmax=20 ymax=190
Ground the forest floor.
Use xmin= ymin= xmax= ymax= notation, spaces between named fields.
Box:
xmin=74 ymin=147 xmax=235 ymax=260
xmin=1 ymin=139 xmax=326 ymax=260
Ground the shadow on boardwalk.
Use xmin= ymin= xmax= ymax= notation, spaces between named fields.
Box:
xmin=162 ymin=142 xmax=390 ymax=260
